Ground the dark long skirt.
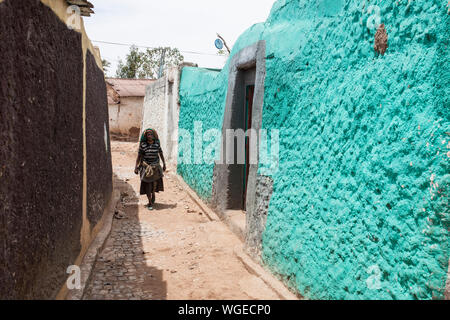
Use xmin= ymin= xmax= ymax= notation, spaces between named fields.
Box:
xmin=140 ymin=178 xmax=164 ymax=195
xmin=139 ymin=162 xmax=164 ymax=195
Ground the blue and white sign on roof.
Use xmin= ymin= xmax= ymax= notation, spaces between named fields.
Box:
xmin=214 ymin=39 xmax=224 ymax=50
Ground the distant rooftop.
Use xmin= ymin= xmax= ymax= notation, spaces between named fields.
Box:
xmin=106 ymin=78 xmax=155 ymax=104
xmin=66 ymin=0 xmax=95 ymax=17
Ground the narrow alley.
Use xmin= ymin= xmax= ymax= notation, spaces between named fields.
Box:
xmin=83 ymin=141 xmax=280 ymax=300
xmin=2 ymin=0 xmax=449 ymax=303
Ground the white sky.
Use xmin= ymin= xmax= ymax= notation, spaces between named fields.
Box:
xmin=83 ymin=0 xmax=277 ymax=77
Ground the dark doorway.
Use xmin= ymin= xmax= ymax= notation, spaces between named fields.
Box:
xmin=226 ymin=68 xmax=255 ymax=211
xmin=211 ymin=41 xmax=267 ymax=251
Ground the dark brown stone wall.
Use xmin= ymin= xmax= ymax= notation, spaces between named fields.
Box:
xmin=0 ymin=0 xmax=104 ymax=299
xmin=85 ymin=51 xmax=113 ymax=227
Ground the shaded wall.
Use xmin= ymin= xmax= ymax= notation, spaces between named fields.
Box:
xmin=178 ymin=0 xmax=449 ymax=299
xmin=0 ymin=0 xmax=112 ymax=299
xmin=86 ymin=51 xmax=113 ymax=227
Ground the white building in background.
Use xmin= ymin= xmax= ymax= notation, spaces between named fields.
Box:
xmin=106 ymin=78 xmax=154 ymax=139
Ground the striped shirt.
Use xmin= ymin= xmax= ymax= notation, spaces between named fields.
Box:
xmin=139 ymin=141 xmax=161 ymax=165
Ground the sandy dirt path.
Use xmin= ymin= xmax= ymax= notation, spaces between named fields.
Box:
xmin=83 ymin=141 xmax=279 ymax=300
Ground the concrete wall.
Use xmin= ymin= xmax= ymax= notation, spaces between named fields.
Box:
xmin=177 ymin=0 xmax=449 ymax=300
xmin=109 ymin=96 xmax=144 ymax=138
xmin=0 ymin=0 xmax=113 ymax=299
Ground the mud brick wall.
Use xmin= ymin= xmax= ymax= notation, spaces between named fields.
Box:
xmin=0 ymin=0 xmax=112 ymax=299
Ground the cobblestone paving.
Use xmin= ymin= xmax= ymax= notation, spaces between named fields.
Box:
xmin=84 ymin=210 xmax=168 ymax=300
xmin=82 ymin=141 xmax=280 ymax=300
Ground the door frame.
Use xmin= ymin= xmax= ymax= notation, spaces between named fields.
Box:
xmin=211 ymin=41 xmax=266 ymax=219
xmin=243 ymin=84 xmax=255 ymax=210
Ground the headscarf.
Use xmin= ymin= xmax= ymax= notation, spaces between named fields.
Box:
xmin=140 ymin=128 xmax=160 ymax=143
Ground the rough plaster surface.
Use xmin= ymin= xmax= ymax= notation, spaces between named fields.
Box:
xmin=0 ymin=0 xmax=84 ymax=299
xmin=178 ymin=0 xmax=449 ymax=299
xmin=0 ymin=0 xmax=112 ymax=299
xmin=246 ymin=175 xmax=274 ymax=260
xmin=259 ymin=0 xmax=449 ymax=300
xmin=163 ymin=67 xmax=183 ymax=164
xmin=86 ymin=51 xmax=113 ymax=228
xmin=142 ymin=78 xmax=166 ymax=146
xmin=178 ymin=68 xmax=227 ymax=200
xmin=143 ymin=66 xmax=194 ymax=165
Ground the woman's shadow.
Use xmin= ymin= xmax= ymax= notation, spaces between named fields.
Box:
xmin=84 ymin=174 xmax=168 ymax=300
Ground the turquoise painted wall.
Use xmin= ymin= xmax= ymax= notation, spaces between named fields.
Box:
xmin=178 ymin=67 xmax=227 ymax=199
xmin=178 ymin=0 xmax=449 ymax=299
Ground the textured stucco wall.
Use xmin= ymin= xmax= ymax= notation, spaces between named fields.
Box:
xmin=259 ymin=0 xmax=449 ymax=301
xmin=0 ymin=0 xmax=112 ymax=299
xmin=142 ymin=78 xmax=166 ymax=144
xmin=163 ymin=67 xmax=183 ymax=164
xmin=178 ymin=67 xmax=226 ymax=200
xmin=143 ymin=65 xmax=195 ymax=165
xmin=109 ymin=97 xmax=144 ymax=138
xmin=178 ymin=0 xmax=449 ymax=300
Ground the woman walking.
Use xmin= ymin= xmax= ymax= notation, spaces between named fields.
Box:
xmin=134 ymin=129 xmax=166 ymax=210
